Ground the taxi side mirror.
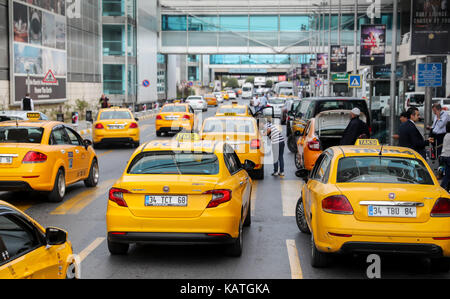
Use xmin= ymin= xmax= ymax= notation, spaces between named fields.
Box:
xmin=135 ymin=118 xmax=139 ymax=122
xmin=45 ymin=227 xmax=67 ymax=246
xmin=83 ymin=139 xmax=93 ymax=149
xmin=295 ymin=169 xmax=309 ymax=180
xmin=243 ymin=160 xmax=256 ymax=172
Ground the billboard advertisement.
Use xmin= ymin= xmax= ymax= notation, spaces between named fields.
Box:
xmin=10 ymin=0 xmax=67 ymax=105
xmin=309 ymin=58 xmax=317 ymax=77
xmin=360 ymin=24 xmax=386 ymax=66
xmin=301 ymin=64 xmax=310 ymax=79
xmin=411 ymin=0 xmax=450 ymax=55
xmin=330 ymin=45 xmax=347 ymax=73
xmin=316 ymin=53 xmax=328 ymax=75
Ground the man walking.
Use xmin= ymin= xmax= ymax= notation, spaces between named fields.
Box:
xmin=21 ymin=93 xmax=34 ymax=111
xmin=398 ymin=107 xmax=434 ymax=158
xmin=99 ymin=94 xmax=110 ymax=109
xmin=265 ymin=120 xmax=285 ymax=177
xmin=340 ymin=108 xmax=370 ymax=146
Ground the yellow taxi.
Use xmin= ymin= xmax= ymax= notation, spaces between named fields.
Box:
xmin=0 ymin=118 xmax=99 ymax=202
xmin=221 ymin=91 xmax=230 ymax=101
xmin=0 ymin=200 xmax=77 ymax=279
xmin=204 ymin=94 xmax=218 ymax=107
xmin=156 ymin=104 xmax=195 ymax=137
xmin=215 ymin=103 xmax=252 ymax=117
xmin=93 ymin=107 xmax=140 ymax=148
xmin=106 ymin=140 xmax=255 ymax=257
xmin=295 ymin=140 xmax=450 ymax=270
xmin=200 ymin=116 xmax=265 ymax=180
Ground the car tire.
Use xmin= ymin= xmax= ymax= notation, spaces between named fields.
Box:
xmin=132 ymin=141 xmax=140 ymax=148
xmin=311 ymin=234 xmax=330 ymax=268
xmin=48 ymin=169 xmax=66 ymax=203
xmin=244 ymin=201 xmax=251 ymax=227
xmin=225 ymin=221 xmax=243 ymax=257
xmin=93 ymin=143 xmax=101 ymax=149
xmin=296 ymin=198 xmax=310 ymax=234
xmin=294 ymin=153 xmax=303 ymax=170
xmin=251 ymin=166 xmax=264 ymax=180
xmin=84 ymin=159 xmax=99 ymax=188
xmin=107 ymin=240 xmax=129 ymax=255
xmin=287 ymin=136 xmax=298 ymax=153
xmin=156 ymin=131 xmax=162 ymax=137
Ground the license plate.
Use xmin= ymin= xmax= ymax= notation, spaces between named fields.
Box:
xmin=108 ymin=125 xmax=125 ymax=130
xmin=165 ymin=116 xmax=179 ymax=120
xmin=368 ymin=206 xmax=417 ymax=218
xmin=145 ymin=195 xmax=188 ymax=207
xmin=0 ymin=157 xmax=12 ymax=164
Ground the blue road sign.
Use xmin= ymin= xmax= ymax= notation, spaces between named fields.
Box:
xmin=418 ymin=63 xmax=442 ymax=88
xmin=142 ymin=80 xmax=150 ymax=87
xmin=349 ymin=75 xmax=362 ymax=88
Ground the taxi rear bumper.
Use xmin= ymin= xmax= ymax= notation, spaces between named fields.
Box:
xmin=108 ymin=232 xmax=235 ymax=245
xmin=0 ymin=181 xmax=33 ymax=191
xmin=339 ymin=242 xmax=443 ymax=257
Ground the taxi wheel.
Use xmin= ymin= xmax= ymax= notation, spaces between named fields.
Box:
xmin=156 ymin=131 xmax=162 ymax=137
xmin=311 ymin=235 xmax=330 ymax=268
xmin=108 ymin=240 xmax=129 ymax=255
xmin=431 ymin=258 xmax=450 ymax=273
xmin=93 ymin=143 xmax=101 ymax=149
xmin=132 ymin=141 xmax=140 ymax=148
xmin=251 ymin=166 xmax=264 ymax=180
xmin=225 ymin=220 xmax=243 ymax=257
xmin=294 ymin=153 xmax=303 ymax=170
xmin=295 ymin=198 xmax=310 ymax=234
xmin=48 ymin=169 xmax=66 ymax=203
xmin=287 ymin=136 xmax=298 ymax=153
xmin=244 ymin=201 xmax=251 ymax=227
xmin=84 ymin=159 xmax=99 ymax=188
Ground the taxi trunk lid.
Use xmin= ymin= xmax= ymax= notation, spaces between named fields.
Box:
xmin=0 ymin=144 xmax=39 ymax=169
xmin=119 ymin=175 xmax=220 ymax=218
xmin=335 ymin=184 xmax=441 ymax=223
xmin=202 ymin=133 xmax=254 ymax=154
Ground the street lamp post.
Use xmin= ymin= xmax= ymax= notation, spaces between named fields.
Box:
xmin=389 ymin=0 xmax=399 ymax=145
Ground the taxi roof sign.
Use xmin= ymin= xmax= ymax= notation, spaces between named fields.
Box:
xmin=355 ymin=139 xmax=380 ymax=146
xmin=176 ymin=133 xmax=200 ymax=142
xmin=26 ymin=112 xmax=41 ymax=121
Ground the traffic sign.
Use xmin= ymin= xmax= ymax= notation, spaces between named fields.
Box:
xmin=43 ymin=70 xmax=57 ymax=83
xmin=348 ymin=74 xmax=362 ymax=88
xmin=418 ymin=63 xmax=442 ymax=87
xmin=315 ymin=79 xmax=322 ymax=87
xmin=142 ymin=80 xmax=150 ymax=87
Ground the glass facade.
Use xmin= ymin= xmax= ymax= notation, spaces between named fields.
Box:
xmin=103 ymin=64 xmax=125 ymax=94
xmin=0 ymin=2 xmax=7 ymax=80
xmin=210 ymin=54 xmax=311 ymax=65
xmin=103 ymin=25 xmax=125 ymax=56
xmin=103 ymin=0 xmax=124 ymax=16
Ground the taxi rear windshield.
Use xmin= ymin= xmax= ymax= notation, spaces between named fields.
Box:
xmin=0 ymin=127 xmax=44 ymax=144
xmin=218 ymin=107 xmax=246 ymax=115
xmin=162 ymin=106 xmax=187 ymax=113
xmin=100 ymin=111 xmax=132 ymax=120
xmin=128 ymin=152 xmax=220 ymax=175
xmin=336 ymin=156 xmax=434 ymax=185
xmin=202 ymin=119 xmax=255 ymax=134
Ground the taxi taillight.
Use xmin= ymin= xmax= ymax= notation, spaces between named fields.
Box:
xmin=22 ymin=151 xmax=47 ymax=163
xmin=250 ymin=139 xmax=261 ymax=149
xmin=183 ymin=115 xmax=191 ymax=120
xmin=95 ymin=123 xmax=104 ymax=129
xmin=129 ymin=122 xmax=138 ymax=129
xmin=307 ymin=140 xmax=320 ymax=151
xmin=322 ymin=195 xmax=354 ymax=215
xmin=204 ymin=190 xmax=232 ymax=208
xmin=431 ymin=198 xmax=450 ymax=217
xmin=109 ymin=188 xmax=130 ymax=207
xmin=156 ymin=115 xmax=162 ymax=120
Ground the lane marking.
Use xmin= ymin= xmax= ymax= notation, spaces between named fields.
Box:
xmin=98 ymin=150 xmax=113 ymax=157
xmin=51 ymin=179 xmax=116 ymax=215
xmin=281 ymin=180 xmax=303 ymax=217
xmin=286 ymin=239 xmax=303 ymax=279
xmin=78 ymin=237 xmax=105 ymax=263
xmin=251 ymin=181 xmax=258 ymax=217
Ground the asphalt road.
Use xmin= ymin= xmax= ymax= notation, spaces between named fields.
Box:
xmin=1 ymin=100 xmax=449 ymax=279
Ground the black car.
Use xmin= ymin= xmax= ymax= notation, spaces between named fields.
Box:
xmin=286 ymin=97 xmax=371 ymax=153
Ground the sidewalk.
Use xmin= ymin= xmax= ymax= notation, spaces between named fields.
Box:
xmin=67 ymin=109 xmax=159 ymax=137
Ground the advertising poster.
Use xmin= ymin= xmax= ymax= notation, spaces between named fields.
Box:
xmin=301 ymin=64 xmax=310 ymax=79
xmin=10 ymin=0 xmax=67 ymax=104
xmin=330 ymin=45 xmax=347 ymax=73
xmin=411 ymin=0 xmax=450 ymax=55
xmin=316 ymin=53 xmax=328 ymax=75
xmin=360 ymin=24 xmax=386 ymax=66
xmin=309 ymin=58 xmax=317 ymax=77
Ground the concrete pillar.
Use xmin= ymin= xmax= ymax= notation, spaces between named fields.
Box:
xmin=416 ymin=57 xmax=426 ymax=93
xmin=167 ymin=55 xmax=178 ymax=100
xmin=447 ymin=55 xmax=450 ymax=97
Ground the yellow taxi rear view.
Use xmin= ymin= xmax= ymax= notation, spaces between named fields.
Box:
xmin=0 ymin=200 xmax=76 ymax=279
xmin=296 ymin=141 xmax=450 ymax=270
xmin=93 ymin=108 xmax=140 ymax=148
xmin=0 ymin=118 xmax=99 ymax=203
xmin=156 ymin=104 xmax=195 ymax=137
xmin=106 ymin=140 xmax=255 ymax=257
xmin=200 ymin=116 xmax=265 ymax=180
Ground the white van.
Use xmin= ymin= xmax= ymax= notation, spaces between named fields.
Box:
xmin=242 ymin=83 xmax=253 ymax=99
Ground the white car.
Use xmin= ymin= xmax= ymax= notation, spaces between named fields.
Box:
xmin=214 ymin=92 xmax=224 ymax=103
xmin=227 ymin=91 xmax=237 ymax=100
xmin=186 ymin=96 xmax=208 ymax=112
xmin=264 ymin=98 xmax=286 ymax=118
xmin=433 ymin=98 xmax=450 ymax=113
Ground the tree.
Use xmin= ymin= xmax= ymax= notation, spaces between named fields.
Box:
xmin=226 ymin=77 xmax=239 ymax=89
xmin=245 ymin=76 xmax=255 ymax=84
xmin=266 ymin=80 xmax=273 ymax=88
